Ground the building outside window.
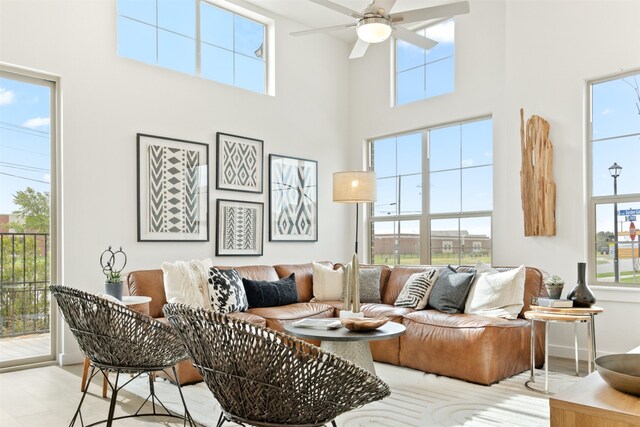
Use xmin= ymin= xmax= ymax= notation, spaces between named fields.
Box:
xmin=588 ymin=70 xmax=640 ymax=285
xmin=117 ymin=0 xmax=268 ymax=94
xmin=369 ymin=117 xmax=492 ymax=266
xmin=395 ymin=19 xmax=455 ymax=106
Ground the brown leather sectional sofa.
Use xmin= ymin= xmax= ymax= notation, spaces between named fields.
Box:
xmin=126 ymin=262 xmax=547 ymax=386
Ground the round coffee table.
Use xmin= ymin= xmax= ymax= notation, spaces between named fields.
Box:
xmin=284 ymin=319 xmax=405 ymax=374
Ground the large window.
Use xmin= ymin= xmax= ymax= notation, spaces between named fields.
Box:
xmin=118 ymin=0 xmax=268 ymax=94
xmin=369 ymin=118 xmax=492 ymax=265
xmin=395 ymin=19 xmax=455 ymax=106
xmin=588 ymin=71 xmax=640 ymax=285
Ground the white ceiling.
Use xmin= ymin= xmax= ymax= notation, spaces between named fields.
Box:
xmin=243 ymin=0 xmax=446 ymax=43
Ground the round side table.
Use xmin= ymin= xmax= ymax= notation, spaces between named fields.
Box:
xmin=80 ymin=295 xmax=152 ymax=397
xmin=524 ymin=306 xmax=603 ymax=394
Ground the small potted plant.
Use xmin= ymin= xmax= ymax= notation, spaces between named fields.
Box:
xmin=543 ymin=275 xmax=565 ymax=299
xmin=100 ymin=246 xmax=127 ymax=300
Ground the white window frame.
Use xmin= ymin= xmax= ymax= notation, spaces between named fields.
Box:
xmin=368 ymin=116 xmax=493 ymax=265
xmin=586 ymin=69 xmax=640 ymax=287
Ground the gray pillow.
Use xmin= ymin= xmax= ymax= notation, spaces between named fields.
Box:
xmin=427 ymin=266 xmax=476 ymax=314
xmin=342 ymin=266 xmax=382 ymax=303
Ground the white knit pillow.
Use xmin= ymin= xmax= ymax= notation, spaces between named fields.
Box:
xmin=395 ymin=268 xmax=440 ymax=309
xmin=464 ymin=263 xmax=525 ymax=319
xmin=162 ymin=259 xmax=213 ymax=309
xmin=312 ymin=262 xmax=344 ymax=301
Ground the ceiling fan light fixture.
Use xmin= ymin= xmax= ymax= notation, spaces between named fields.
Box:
xmin=356 ymin=16 xmax=391 ymax=43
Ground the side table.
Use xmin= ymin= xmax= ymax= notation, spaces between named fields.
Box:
xmin=524 ymin=306 xmax=603 ymax=394
xmin=80 ymin=295 xmax=152 ymax=397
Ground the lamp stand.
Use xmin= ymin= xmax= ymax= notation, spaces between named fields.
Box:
xmin=354 ymin=203 xmax=359 ymax=255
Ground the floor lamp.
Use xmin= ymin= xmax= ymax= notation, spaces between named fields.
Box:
xmin=333 ymin=171 xmax=376 ymax=317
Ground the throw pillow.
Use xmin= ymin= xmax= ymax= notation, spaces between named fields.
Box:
xmin=242 ymin=273 xmax=299 ymax=308
xmin=312 ymin=262 xmax=344 ymax=301
xmin=208 ymin=268 xmax=249 ymax=313
xmin=464 ymin=263 xmax=526 ymax=319
xmin=427 ymin=266 xmax=476 ymax=314
xmin=394 ymin=268 xmax=440 ymax=309
xmin=162 ymin=259 xmax=213 ymax=309
xmin=342 ymin=266 xmax=382 ymax=304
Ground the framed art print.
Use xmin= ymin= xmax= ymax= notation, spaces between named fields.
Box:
xmin=216 ymin=132 xmax=263 ymax=193
xmin=137 ymin=133 xmax=209 ymax=241
xmin=269 ymin=154 xmax=318 ymax=242
xmin=216 ymin=199 xmax=264 ymax=256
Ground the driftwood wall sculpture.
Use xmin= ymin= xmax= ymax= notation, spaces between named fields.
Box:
xmin=520 ymin=108 xmax=556 ymax=236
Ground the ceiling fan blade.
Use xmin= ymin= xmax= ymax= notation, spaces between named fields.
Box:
xmin=308 ymin=0 xmax=363 ymax=19
xmin=349 ymin=38 xmax=370 ymax=59
xmin=290 ymin=23 xmax=356 ymax=37
xmin=373 ymin=0 xmax=397 ymax=15
xmin=390 ymin=1 xmax=470 ymax=25
xmin=392 ymin=27 xmax=438 ymax=50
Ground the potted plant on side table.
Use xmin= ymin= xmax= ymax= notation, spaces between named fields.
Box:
xmin=100 ymin=246 xmax=127 ymax=301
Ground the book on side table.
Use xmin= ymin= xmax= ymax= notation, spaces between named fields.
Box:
xmin=531 ymin=297 xmax=573 ymax=308
xmin=291 ymin=318 xmax=342 ymax=330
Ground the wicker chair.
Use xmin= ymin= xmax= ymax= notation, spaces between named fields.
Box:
xmin=163 ymin=303 xmax=391 ymax=427
xmin=50 ymin=285 xmax=195 ymax=427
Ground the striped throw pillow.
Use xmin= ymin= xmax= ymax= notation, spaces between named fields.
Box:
xmin=395 ymin=268 xmax=440 ymax=309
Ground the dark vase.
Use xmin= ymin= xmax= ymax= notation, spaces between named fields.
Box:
xmin=567 ymin=262 xmax=596 ymax=307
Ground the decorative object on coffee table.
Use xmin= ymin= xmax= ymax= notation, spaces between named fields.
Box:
xmin=342 ymin=254 xmax=364 ymax=318
xmin=216 ymin=132 xmax=263 ymax=193
xmin=216 ymin=199 xmax=263 ymax=256
xmin=520 ymin=108 xmax=556 ymax=236
xmin=100 ymin=245 xmax=127 ymax=300
xmin=544 ymin=274 xmax=565 ymax=299
xmin=269 ymin=154 xmax=318 ymax=241
xmin=137 ymin=133 xmax=209 ymax=242
xmin=595 ymin=354 xmax=640 ymax=397
xmin=165 ymin=303 xmax=390 ymax=427
xmin=341 ymin=316 xmax=389 ymax=331
xmin=567 ymin=262 xmax=596 ymax=307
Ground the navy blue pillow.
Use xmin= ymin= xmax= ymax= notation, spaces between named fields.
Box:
xmin=242 ymin=273 xmax=298 ymax=308
xmin=427 ymin=266 xmax=476 ymax=314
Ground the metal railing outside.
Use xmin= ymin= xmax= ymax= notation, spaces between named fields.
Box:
xmin=0 ymin=232 xmax=50 ymax=338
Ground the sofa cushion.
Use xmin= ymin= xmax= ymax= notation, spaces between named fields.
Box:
xmin=162 ymin=260 xmax=213 ymax=309
xmin=242 ymin=274 xmax=298 ymax=308
xmin=312 ymin=261 xmax=344 ymax=301
xmin=343 ymin=266 xmax=382 ymax=303
xmin=395 ymin=268 xmax=440 ymax=309
xmin=383 ymin=266 xmax=434 ymax=305
xmin=464 ymin=264 xmax=526 ymax=319
xmin=208 ymin=268 xmax=249 ymax=313
xmin=274 ymin=262 xmax=332 ymax=303
xmin=247 ymin=302 xmax=334 ymax=331
xmin=427 ymin=266 xmax=476 ymax=314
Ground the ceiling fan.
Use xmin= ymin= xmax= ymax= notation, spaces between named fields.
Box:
xmin=290 ymin=0 xmax=470 ymax=59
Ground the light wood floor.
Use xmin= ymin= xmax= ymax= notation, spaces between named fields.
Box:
xmin=0 ymin=357 xmax=589 ymax=426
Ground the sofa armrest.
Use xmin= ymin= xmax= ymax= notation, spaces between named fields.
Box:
xmin=126 ymin=269 xmax=166 ymax=318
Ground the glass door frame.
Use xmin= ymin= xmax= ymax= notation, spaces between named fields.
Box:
xmin=0 ymin=64 xmax=60 ymax=370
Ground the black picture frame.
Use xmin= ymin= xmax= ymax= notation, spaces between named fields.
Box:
xmin=216 ymin=198 xmax=264 ymax=256
xmin=216 ymin=132 xmax=263 ymax=193
xmin=269 ymin=154 xmax=318 ymax=242
xmin=136 ymin=133 xmax=209 ymax=242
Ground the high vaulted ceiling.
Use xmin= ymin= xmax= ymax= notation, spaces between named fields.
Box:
xmin=244 ymin=0 xmax=447 ymax=42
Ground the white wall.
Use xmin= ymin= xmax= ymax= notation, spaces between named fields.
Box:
xmin=0 ymin=0 xmax=353 ymax=362
xmin=349 ymin=0 xmax=640 ymax=357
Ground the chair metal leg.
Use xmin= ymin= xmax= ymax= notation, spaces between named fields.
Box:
xmin=172 ymin=366 xmax=195 ymax=427
xmin=216 ymin=412 xmax=225 ymax=427
xmin=70 ymin=366 xmax=97 ymax=426
xmin=331 ymin=420 xmax=338 ymax=427
xmin=105 ymin=371 xmax=120 ymax=427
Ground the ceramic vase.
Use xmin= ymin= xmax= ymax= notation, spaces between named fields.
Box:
xmin=567 ymin=262 xmax=595 ymax=307
xmin=105 ymin=282 xmax=123 ymax=300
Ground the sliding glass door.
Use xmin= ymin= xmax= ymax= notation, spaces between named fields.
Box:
xmin=0 ymin=69 xmax=57 ymax=368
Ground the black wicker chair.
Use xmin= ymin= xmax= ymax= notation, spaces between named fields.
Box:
xmin=50 ymin=285 xmax=195 ymax=427
xmin=163 ymin=303 xmax=390 ymax=427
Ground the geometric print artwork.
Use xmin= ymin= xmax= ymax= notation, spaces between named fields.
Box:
xmin=216 ymin=132 xmax=263 ymax=193
xmin=216 ymin=199 xmax=263 ymax=256
xmin=269 ymin=154 xmax=318 ymax=241
xmin=148 ymin=145 xmax=199 ymax=234
xmin=137 ymin=133 xmax=209 ymax=242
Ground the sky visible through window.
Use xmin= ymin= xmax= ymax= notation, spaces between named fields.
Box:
xmin=0 ymin=77 xmax=51 ymax=216
xmin=117 ymin=0 xmax=266 ymax=93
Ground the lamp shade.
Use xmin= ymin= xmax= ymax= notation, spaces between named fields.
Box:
xmin=333 ymin=171 xmax=377 ymax=203
xmin=356 ymin=17 xmax=392 ymax=44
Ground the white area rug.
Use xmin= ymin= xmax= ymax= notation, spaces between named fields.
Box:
xmin=126 ymin=363 xmax=580 ymax=427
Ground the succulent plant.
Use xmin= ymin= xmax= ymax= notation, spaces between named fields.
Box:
xmin=544 ymin=275 xmax=565 ymax=287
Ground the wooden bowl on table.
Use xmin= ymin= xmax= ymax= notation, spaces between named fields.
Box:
xmin=341 ymin=317 xmax=389 ymax=331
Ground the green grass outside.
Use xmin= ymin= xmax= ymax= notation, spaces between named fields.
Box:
xmin=372 ymin=253 xmax=491 ymax=266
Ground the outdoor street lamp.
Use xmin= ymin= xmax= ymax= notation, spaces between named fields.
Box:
xmin=609 ymin=162 xmax=622 ymax=282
